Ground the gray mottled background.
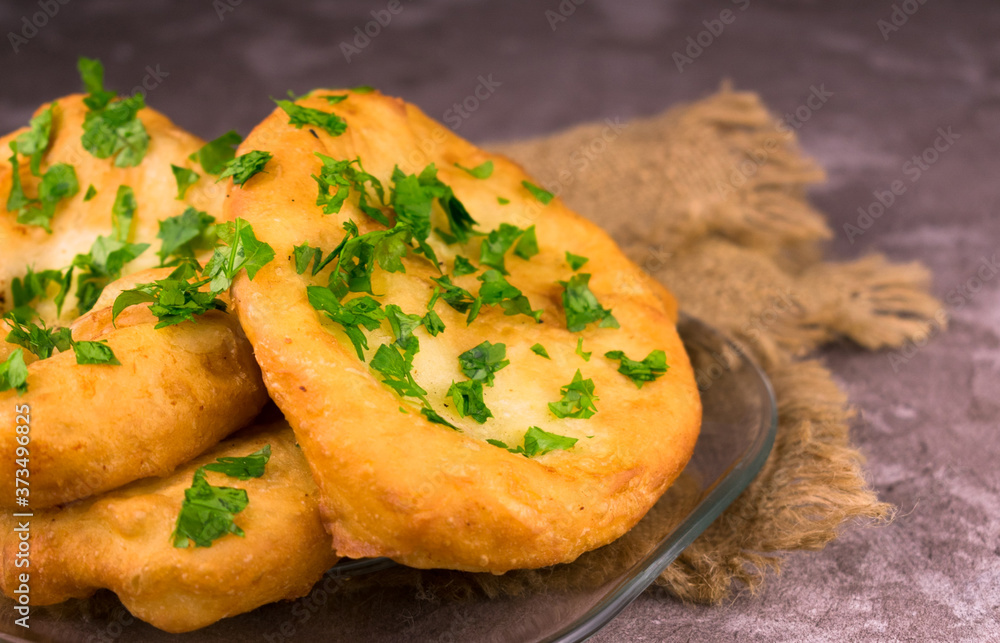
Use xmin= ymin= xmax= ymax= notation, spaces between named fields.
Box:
xmin=1 ymin=0 xmax=998 ymax=641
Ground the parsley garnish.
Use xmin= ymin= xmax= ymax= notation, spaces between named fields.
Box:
xmin=156 ymin=207 xmax=216 ymax=265
xmin=190 ymin=130 xmax=242 ymax=175
xmin=351 ymin=85 xmax=376 ymax=94
xmin=514 ymin=225 xmax=539 ymax=260
xmin=370 ymin=343 xmax=429 ymax=404
xmin=429 ymin=275 xmax=482 ymax=323
xmin=217 ymin=150 xmax=272 ymax=187
xmin=497 ymin=197 xmax=510 ymax=205
xmin=274 ymin=99 xmax=347 ymax=137
xmin=78 ymin=58 xmax=149 ymax=168
xmin=454 ymin=160 xmax=493 ymax=179
xmin=9 ymin=266 xmax=71 ymax=320
xmin=549 ymin=370 xmax=598 ymax=419
xmin=604 ymin=349 xmax=669 ymax=388
xmin=204 ymin=218 xmax=276 ymax=291
xmin=4 ymin=314 xmax=71 ymax=359
xmin=385 ymin=304 xmax=423 ymax=356
xmin=73 ymin=235 xmax=149 ymax=314
xmin=322 ymin=94 xmax=348 ymax=104
xmin=421 ymin=407 xmax=459 ymax=430
xmin=487 ymin=426 xmax=578 ymax=457
xmin=522 ymin=180 xmax=554 ymax=204
xmin=72 ymin=340 xmax=120 ymax=365
xmin=453 ymin=256 xmax=477 ymax=276
xmin=477 ymin=270 xmax=543 ymax=323
xmin=111 ymin=185 xmax=136 ymax=242
xmin=565 ymin=252 xmax=589 ymax=271
xmin=172 ymin=469 xmax=248 ymax=548
xmin=0 ymin=350 xmax=29 ymax=396
xmin=458 ymin=341 xmax=509 ymax=386
xmin=204 ymin=445 xmax=271 ymax=480
xmin=530 ymin=343 xmax=550 ymax=359
xmin=7 ymin=143 xmax=80 ymax=232
xmin=422 ymin=310 xmax=445 ymax=336
xmin=480 ymin=223 xmax=528 ymax=274
xmin=16 ymin=105 xmax=54 ymax=176
xmin=559 ymin=273 xmax=618 ymax=332
xmin=446 ymin=379 xmax=492 ymax=423
xmin=393 ymin=164 xmax=477 ymax=247
xmin=171 ymin=164 xmax=200 ymax=199
xmin=312 ymin=154 xmax=388 ymax=225
xmin=575 ymin=337 xmax=591 ymax=362
xmin=83 ymin=185 xmax=97 ymax=201
xmin=307 ymin=289 xmax=385 ymax=360
xmin=112 ymin=261 xmax=226 ymax=329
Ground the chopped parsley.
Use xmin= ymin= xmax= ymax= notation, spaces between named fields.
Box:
xmin=112 ymin=261 xmax=226 ymax=329
xmin=84 ymin=185 xmax=97 ymax=201
xmin=497 ymin=197 xmax=510 ymax=205
xmin=73 ymin=234 xmax=150 ymax=314
xmin=16 ymin=105 xmax=54 ymax=176
xmin=171 ymin=164 xmax=200 ymax=199
xmin=454 ymin=160 xmax=493 ymax=179
xmin=9 ymin=266 xmax=72 ymax=320
xmin=422 ymin=310 xmax=445 ymax=336
xmin=385 ymin=304 xmax=423 ymax=356
xmin=575 ymin=337 xmax=591 ymax=362
xmin=7 ymin=143 xmax=80 ymax=232
xmin=4 ymin=314 xmax=70 ymax=359
xmin=322 ymin=94 xmax=348 ymax=104
xmin=604 ymin=349 xmax=669 ymax=388
xmin=429 ymin=275 xmax=482 ymax=323
xmin=217 ymin=150 xmax=272 ymax=187
xmin=458 ymin=341 xmax=509 ymax=386
xmin=477 ymin=270 xmax=543 ymax=323
xmin=530 ymin=343 xmax=550 ymax=359
xmin=565 ymin=252 xmax=589 ymax=271
xmin=78 ymin=58 xmax=149 ymax=168
xmin=0 ymin=350 xmax=28 ymax=395
xmin=307 ymin=289 xmax=385 ymax=360
xmin=312 ymin=154 xmax=388 ymax=225
xmin=453 ymin=255 xmax=477 ymax=276
xmin=171 ymin=469 xmax=248 ymax=548
xmin=480 ymin=223 xmax=526 ymax=274
xmin=446 ymin=379 xmax=492 ymax=424
xmin=351 ymin=85 xmax=376 ymax=94
xmin=514 ymin=225 xmax=539 ymax=260
xmin=558 ymin=273 xmax=618 ymax=332
xmin=393 ymin=164 xmax=477 ymax=247
xmin=422 ymin=407 xmax=459 ymax=430
xmin=71 ymin=340 xmax=120 ymax=365
xmin=370 ymin=343 xmax=429 ymax=405
xmin=204 ymin=445 xmax=271 ymax=480
xmin=488 ymin=426 xmax=578 ymax=458
xmin=111 ymin=185 xmax=136 ymax=242
xmin=204 ymin=218 xmax=276 ymax=291
xmin=522 ymin=180 xmax=554 ymax=204
xmin=274 ymin=99 xmax=347 ymax=137
xmin=190 ymin=130 xmax=242 ymax=175
xmin=156 ymin=207 xmax=216 ymax=265
xmin=549 ymin=369 xmax=598 ymax=419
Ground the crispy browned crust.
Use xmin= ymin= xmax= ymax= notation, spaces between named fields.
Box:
xmin=227 ymin=90 xmax=702 ymax=573
xmin=0 ymin=419 xmax=339 ymax=633
xmin=0 ymin=94 xmax=225 ymax=322
xmin=0 ymin=268 xmax=269 ymax=508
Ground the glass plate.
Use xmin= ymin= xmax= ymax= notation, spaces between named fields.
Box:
xmin=0 ymin=315 xmax=776 ymax=643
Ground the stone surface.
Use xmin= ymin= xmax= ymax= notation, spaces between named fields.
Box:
xmin=1 ymin=0 xmax=997 ymax=641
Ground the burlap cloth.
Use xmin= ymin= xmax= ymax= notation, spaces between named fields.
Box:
xmin=483 ymin=86 xmax=942 ymax=602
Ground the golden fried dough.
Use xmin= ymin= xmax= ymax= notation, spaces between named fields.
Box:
xmin=227 ymin=90 xmax=701 ymax=573
xmin=0 ymin=268 xmax=269 ymax=508
xmin=0 ymin=417 xmax=339 ymax=633
xmin=0 ymin=94 xmax=224 ymax=322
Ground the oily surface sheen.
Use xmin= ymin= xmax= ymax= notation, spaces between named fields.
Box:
xmin=0 ymin=418 xmax=339 ymax=634
xmin=0 ymin=94 xmax=225 ymax=323
xmin=0 ymin=268 xmax=269 ymax=508
xmin=228 ymin=90 xmax=702 ymax=573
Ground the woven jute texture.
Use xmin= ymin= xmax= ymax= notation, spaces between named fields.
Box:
xmin=486 ymin=87 xmax=942 ymax=602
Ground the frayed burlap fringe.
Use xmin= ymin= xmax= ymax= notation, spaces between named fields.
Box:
xmin=490 ymin=85 xmax=938 ymax=602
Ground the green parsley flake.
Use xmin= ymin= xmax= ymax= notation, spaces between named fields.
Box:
xmin=454 ymin=160 xmax=493 ymax=179
xmin=385 ymin=304 xmax=423 ymax=356
xmin=575 ymin=337 xmax=591 ymax=362
xmin=307 ymin=289 xmax=385 ymax=360
xmin=522 ymin=180 xmax=554 ymax=204
xmin=488 ymin=426 xmax=578 ymax=458
xmin=558 ymin=273 xmax=619 ymax=332
xmin=111 ymin=185 xmax=137 ymax=242
xmin=7 ymin=144 xmax=80 ymax=232
xmin=73 ymin=234 xmax=150 ymax=314
xmin=446 ymin=379 xmax=492 ymax=424
xmin=4 ymin=314 xmax=71 ymax=359
xmin=204 ymin=445 xmax=272 ymax=480
xmin=422 ymin=310 xmax=445 ymax=336
xmin=477 ymin=270 xmax=543 ymax=323
xmin=370 ymin=343 xmax=429 ymax=404
xmin=458 ymin=341 xmax=509 ymax=386
xmin=393 ymin=163 xmax=477 ymax=248
xmin=312 ymin=154 xmax=388 ymax=225
xmin=72 ymin=340 xmax=120 ymax=365
xmin=171 ymin=164 xmax=200 ymax=199
xmin=171 ymin=468 xmax=249 ymax=548
xmin=549 ymin=369 xmax=598 ymax=419
xmin=422 ymin=407 xmax=460 ymax=431
xmin=156 ymin=207 xmax=216 ymax=265
xmin=480 ymin=223 xmax=526 ymax=275
xmin=10 ymin=266 xmax=73 ymax=320
xmin=604 ymin=349 xmax=669 ymax=388
xmin=0 ymin=350 xmax=29 ymax=395
xmin=497 ymin=197 xmax=510 ymax=205
xmin=530 ymin=343 xmax=550 ymax=359
xmin=453 ymin=255 xmax=477 ymax=276
xmin=274 ymin=99 xmax=347 ymax=137
xmin=514 ymin=225 xmax=539 ymax=260
xmin=429 ymin=275 xmax=481 ymax=323
xmin=565 ymin=252 xmax=589 ymax=271
xmin=323 ymin=95 xmax=348 ymax=104
xmin=204 ymin=218 xmax=276 ymax=291
xmin=84 ymin=185 xmax=97 ymax=201
xmin=217 ymin=150 xmax=272 ymax=187
xmin=78 ymin=58 xmax=149 ymax=168
xmin=351 ymin=86 xmax=376 ymax=94
xmin=112 ymin=261 xmax=226 ymax=330
xmin=16 ymin=105 xmax=54 ymax=176
xmin=190 ymin=130 xmax=242 ymax=175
